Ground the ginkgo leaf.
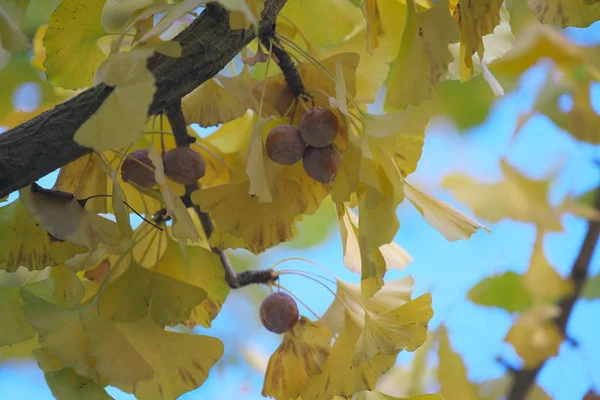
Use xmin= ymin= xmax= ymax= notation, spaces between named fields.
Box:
xmin=42 ymin=366 xmax=112 ymax=400
xmin=246 ymin=116 xmax=276 ymax=202
xmin=114 ymin=315 xmax=224 ymax=399
xmin=280 ymin=0 xmax=363 ymax=49
xmin=437 ymin=326 xmax=480 ymax=400
xmin=524 ymin=235 xmax=573 ymax=302
xmin=0 ymin=286 xmax=36 ymax=346
xmin=338 ymin=204 xmax=412 ymax=274
xmin=361 ymin=0 xmax=381 ymax=53
xmin=302 ymin=312 xmax=398 ymax=400
xmin=19 ymin=184 xmax=127 ymax=251
xmin=528 ymin=0 xmax=600 ymax=28
xmin=332 ymin=131 xmax=361 ymax=203
xmin=582 ymin=273 xmax=600 ymax=300
xmin=153 ymin=235 xmax=229 ymax=328
xmin=403 ymin=178 xmax=490 ymax=241
xmin=0 ymin=199 xmax=87 ymax=272
xmin=468 ymin=271 xmax=533 ymax=312
xmin=385 ymin=0 xmax=459 ymax=108
xmin=0 ymin=0 xmax=30 ymax=53
xmin=353 ymin=294 xmax=433 ymax=366
xmin=50 ymin=265 xmax=86 ymax=308
xmin=43 ymin=0 xmax=107 ymax=89
xmin=74 ymin=48 xmax=156 ymax=152
xmin=355 ymin=391 xmax=443 ymax=400
xmin=53 ymin=153 xmax=108 ymax=214
xmin=441 ymin=159 xmax=563 ymax=230
xmin=449 ymin=0 xmax=503 ymax=81
xmin=262 ymin=317 xmax=333 ymax=400
xmin=98 ymin=260 xmax=207 ymax=326
xmin=101 ymin=0 xmax=155 ymax=33
xmin=504 ymin=305 xmax=563 ymax=368
xmin=109 ymin=170 xmax=134 ymax=239
xmin=181 ymin=78 xmax=248 ymax=127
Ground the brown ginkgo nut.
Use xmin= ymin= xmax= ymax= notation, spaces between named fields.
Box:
xmin=259 ymin=292 xmax=300 ymax=334
xmin=265 ymin=124 xmax=306 ymax=165
xmin=298 ymin=107 xmax=339 ymax=148
xmin=302 ymin=145 xmax=340 ymax=184
xmin=121 ymin=149 xmax=156 ymax=188
xmin=163 ymin=147 xmax=206 ymax=185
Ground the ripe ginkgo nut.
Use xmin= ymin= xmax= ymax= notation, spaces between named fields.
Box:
xmin=259 ymin=292 xmax=300 ymax=334
xmin=302 ymin=145 xmax=340 ymax=184
xmin=298 ymin=107 xmax=339 ymax=148
xmin=163 ymin=147 xmax=206 ymax=185
xmin=265 ymin=124 xmax=306 ymax=165
xmin=121 ymin=149 xmax=156 ymax=188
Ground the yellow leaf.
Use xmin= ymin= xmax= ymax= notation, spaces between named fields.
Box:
xmin=53 ymin=154 xmax=108 ymax=214
xmin=524 ymin=234 xmax=573 ymax=303
xmin=43 ymin=0 xmax=107 ymax=89
xmin=302 ymin=312 xmax=397 ymax=400
xmin=220 ymin=0 xmax=264 ymax=29
xmin=246 ymin=116 xmax=276 ymax=202
xmin=528 ymin=0 xmax=600 ymax=28
xmin=101 ymin=0 xmax=155 ymax=33
xmin=114 ymin=315 xmax=224 ymax=399
xmin=353 ymin=294 xmax=433 ymax=366
xmin=98 ymin=260 xmax=207 ymax=326
xmin=280 ymin=0 xmax=363 ymax=49
xmin=131 ymin=221 xmax=167 ymax=268
xmin=441 ymin=159 xmax=563 ymax=230
xmin=0 ymin=286 xmax=36 ymax=346
xmin=361 ymin=0 xmax=381 ymax=54
xmin=262 ymin=317 xmax=333 ymax=400
xmin=181 ymin=78 xmax=248 ymax=127
xmin=504 ymin=306 xmax=563 ymax=368
xmin=19 ymin=184 xmax=127 ymax=251
xmin=356 ymin=391 xmax=443 ymax=400
xmin=74 ymin=48 xmax=156 ymax=152
xmin=0 ymin=199 xmax=87 ymax=272
xmin=437 ymin=326 xmax=480 ymax=400
xmin=43 ymin=366 xmax=112 ymax=400
xmin=450 ymin=0 xmax=503 ymax=81
xmin=332 ymin=131 xmax=361 ymax=203
xmin=50 ymin=265 xmax=85 ymax=308
xmin=109 ymin=170 xmax=134 ymax=239
xmin=402 ymin=178 xmax=490 ymax=241
xmin=385 ymin=0 xmax=459 ymax=108
xmin=156 ymin=235 xmax=229 ymax=328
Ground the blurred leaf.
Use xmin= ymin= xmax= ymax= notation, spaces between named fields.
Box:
xmin=434 ymin=77 xmax=495 ymax=130
xmin=528 ymin=0 xmax=600 ymax=28
xmin=468 ymin=271 xmax=533 ymax=312
xmin=355 ymin=391 xmax=443 ymax=400
xmin=0 ymin=286 xmax=36 ymax=346
xmin=582 ymin=273 xmax=600 ymax=300
xmin=437 ymin=326 xmax=479 ymax=400
xmin=22 ymin=0 xmax=62 ymax=34
xmin=286 ymin=196 xmax=336 ymax=249
xmin=0 ymin=0 xmax=30 ymax=53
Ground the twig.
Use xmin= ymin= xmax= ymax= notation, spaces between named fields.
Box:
xmin=164 ymin=100 xmax=277 ymax=289
xmin=507 ymin=186 xmax=600 ymax=400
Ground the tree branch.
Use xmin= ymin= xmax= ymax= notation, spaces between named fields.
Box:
xmin=0 ymin=1 xmax=288 ymax=199
xmin=507 ymin=186 xmax=600 ymax=400
xmin=164 ymin=100 xmax=278 ymax=289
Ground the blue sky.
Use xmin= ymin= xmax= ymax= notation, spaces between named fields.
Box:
xmin=2 ymin=17 xmax=600 ymax=400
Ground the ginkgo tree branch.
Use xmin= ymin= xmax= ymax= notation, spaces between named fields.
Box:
xmin=164 ymin=100 xmax=277 ymax=289
xmin=507 ymin=186 xmax=600 ymax=400
xmin=0 ymin=0 xmax=288 ymax=199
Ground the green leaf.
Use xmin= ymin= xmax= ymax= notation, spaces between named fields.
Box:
xmin=0 ymin=286 xmax=36 ymax=346
xmin=582 ymin=273 xmax=600 ymax=300
xmin=43 ymin=0 xmax=107 ymax=89
xmin=0 ymin=0 xmax=30 ymax=53
xmin=468 ymin=271 xmax=533 ymax=312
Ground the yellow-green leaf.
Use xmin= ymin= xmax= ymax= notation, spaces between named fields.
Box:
xmin=0 ymin=0 xmax=30 ymax=53
xmin=0 ymin=199 xmax=87 ymax=272
xmin=0 ymin=286 xmax=36 ymax=346
xmin=528 ymin=0 xmax=600 ymax=28
xmin=355 ymin=391 xmax=443 ymax=400
xmin=468 ymin=271 xmax=533 ymax=312
xmin=43 ymin=0 xmax=107 ymax=89
xmin=181 ymin=78 xmax=248 ymax=127
xmin=582 ymin=273 xmax=600 ymax=300
xmin=43 ymin=367 xmax=112 ymax=400
xmin=437 ymin=326 xmax=480 ymax=400
xmin=385 ymin=0 xmax=459 ymax=108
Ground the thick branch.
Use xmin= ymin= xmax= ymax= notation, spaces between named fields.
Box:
xmin=0 ymin=1 xmax=287 ymax=199
xmin=507 ymin=186 xmax=600 ymax=400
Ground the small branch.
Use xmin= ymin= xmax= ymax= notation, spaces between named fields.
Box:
xmin=258 ymin=26 xmax=307 ymax=99
xmin=507 ymin=186 xmax=600 ymax=400
xmin=164 ymin=100 xmax=278 ymax=289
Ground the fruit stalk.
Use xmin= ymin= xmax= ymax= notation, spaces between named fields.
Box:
xmin=164 ymin=100 xmax=278 ymax=289
xmin=258 ymin=29 xmax=306 ymax=98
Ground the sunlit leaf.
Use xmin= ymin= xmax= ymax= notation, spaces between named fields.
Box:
xmin=181 ymin=78 xmax=247 ymax=127
xmin=0 ymin=286 xmax=36 ymax=346
xmin=43 ymin=0 xmax=107 ymax=89
xmin=528 ymin=0 xmax=600 ymax=28
xmin=53 ymin=154 xmax=108 ymax=214
xmin=468 ymin=271 xmax=533 ymax=312
xmin=437 ymin=326 xmax=479 ymax=400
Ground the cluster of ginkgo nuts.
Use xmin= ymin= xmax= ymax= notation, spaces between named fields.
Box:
xmin=266 ymin=107 xmax=341 ymax=183
xmin=259 ymin=291 xmax=300 ymax=334
xmin=120 ymin=147 xmax=206 ymax=188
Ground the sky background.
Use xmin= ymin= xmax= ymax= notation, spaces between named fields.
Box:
xmin=1 ymin=13 xmax=600 ymax=400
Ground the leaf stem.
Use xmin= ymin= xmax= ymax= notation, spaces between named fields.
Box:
xmin=507 ymin=185 xmax=600 ymax=399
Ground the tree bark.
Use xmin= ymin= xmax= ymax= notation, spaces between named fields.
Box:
xmin=0 ymin=1 xmax=287 ymax=199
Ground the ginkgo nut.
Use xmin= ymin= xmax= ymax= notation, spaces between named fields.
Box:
xmin=121 ymin=149 xmax=157 ymax=188
xmin=298 ymin=107 xmax=339 ymax=148
xmin=265 ymin=124 xmax=306 ymax=165
xmin=302 ymin=145 xmax=340 ymax=184
xmin=163 ymin=147 xmax=207 ymax=185
xmin=259 ymin=292 xmax=300 ymax=334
